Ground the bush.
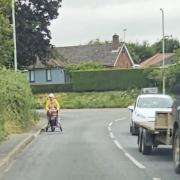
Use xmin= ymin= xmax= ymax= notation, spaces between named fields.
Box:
xmin=0 ymin=68 xmax=37 ymax=140
xmin=30 ymin=83 xmax=73 ymax=94
xmin=71 ymin=68 xmax=151 ymax=91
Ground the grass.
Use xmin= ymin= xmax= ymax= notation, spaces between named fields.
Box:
xmin=34 ymin=90 xmax=140 ymax=109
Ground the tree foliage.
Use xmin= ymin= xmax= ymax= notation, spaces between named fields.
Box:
xmin=16 ymin=0 xmax=62 ymax=67
xmin=65 ymin=62 xmax=106 ymax=72
xmin=152 ymin=38 xmax=180 ymax=53
xmin=128 ymin=41 xmax=155 ymax=64
xmin=0 ymin=0 xmax=13 ymax=68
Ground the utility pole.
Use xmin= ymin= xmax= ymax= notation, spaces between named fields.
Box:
xmin=160 ymin=8 xmax=165 ymax=94
xmin=123 ymin=28 xmax=127 ymax=43
xmin=12 ymin=0 xmax=17 ymax=71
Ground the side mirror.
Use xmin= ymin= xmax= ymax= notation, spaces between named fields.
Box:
xmin=177 ymin=106 xmax=180 ymax=111
xmin=128 ymin=105 xmax=134 ymax=111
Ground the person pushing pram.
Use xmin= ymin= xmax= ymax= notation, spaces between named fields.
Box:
xmin=45 ymin=93 xmax=62 ymax=132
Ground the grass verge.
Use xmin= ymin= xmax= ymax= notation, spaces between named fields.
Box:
xmin=34 ymin=90 xmax=140 ymax=109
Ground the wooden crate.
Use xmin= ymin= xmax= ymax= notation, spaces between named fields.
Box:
xmin=155 ymin=112 xmax=172 ymax=129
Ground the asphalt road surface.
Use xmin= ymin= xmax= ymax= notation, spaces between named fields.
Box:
xmin=0 ymin=109 xmax=179 ymax=180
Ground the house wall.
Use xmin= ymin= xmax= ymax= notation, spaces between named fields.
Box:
xmin=29 ymin=68 xmax=65 ymax=84
xmin=114 ymin=51 xmax=132 ymax=68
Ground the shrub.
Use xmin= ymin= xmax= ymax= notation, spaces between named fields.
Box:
xmin=30 ymin=83 xmax=73 ymax=94
xmin=0 ymin=68 xmax=37 ymax=139
xmin=71 ymin=68 xmax=151 ymax=91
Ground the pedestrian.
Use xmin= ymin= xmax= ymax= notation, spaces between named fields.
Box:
xmin=45 ymin=93 xmax=60 ymax=126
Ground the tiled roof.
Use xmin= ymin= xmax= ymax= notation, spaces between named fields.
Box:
xmin=140 ymin=53 xmax=174 ymax=67
xmin=55 ymin=43 xmax=120 ymax=66
xmin=27 ymin=58 xmax=64 ymax=69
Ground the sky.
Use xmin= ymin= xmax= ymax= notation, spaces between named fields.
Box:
xmin=49 ymin=0 xmax=180 ymax=47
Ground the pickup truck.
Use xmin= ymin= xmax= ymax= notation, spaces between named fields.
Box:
xmin=136 ymin=104 xmax=180 ymax=174
xmin=172 ymin=96 xmax=180 ymax=173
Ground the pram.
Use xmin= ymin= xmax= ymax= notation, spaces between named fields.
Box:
xmin=46 ymin=108 xmax=62 ymax=132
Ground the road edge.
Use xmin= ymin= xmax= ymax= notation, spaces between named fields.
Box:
xmin=0 ymin=124 xmax=46 ymax=170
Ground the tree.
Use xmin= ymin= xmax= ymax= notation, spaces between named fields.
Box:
xmin=152 ymin=38 xmax=180 ymax=53
xmin=87 ymin=38 xmax=110 ymax=45
xmin=0 ymin=0 xmax=13 ymax=67
xmin=174 ymin=48 xmax=180 ymax=63
xmin=65 ymin=62 xmax=106 ymax=72
xmin=16 ymin=0 xmax=62 ymax=67
xmin=128 ymin=41 xmax=155 ymax=64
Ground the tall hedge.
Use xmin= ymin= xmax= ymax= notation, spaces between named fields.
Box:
xmin=0 ymin=68 xmax=36 ymax=139
xmin=30 ymin=83 xmax=72 ymax=94
xmin=71 ymin=68 xmax=152 ymax=91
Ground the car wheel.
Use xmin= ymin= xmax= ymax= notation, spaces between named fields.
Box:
xmin=142 ymin=131 xmax=152 ymax=155
xmin=173 ymin=129 xmax=180 ymax=174
xmin=138 ymin=131 xmax=142 ymax=152
xmin=131 ymin=122 xmax=138 ymax=135
xmin=130 ymin=124 xmax=132 ymax=133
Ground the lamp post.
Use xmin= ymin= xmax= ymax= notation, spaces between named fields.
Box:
xmin=123 ymin=28 xmax=127 ymax=43
xmin=12 ymin=0 xmax=17 ymax=71
xmin=160 ymin=8 xmax=165 ymax=94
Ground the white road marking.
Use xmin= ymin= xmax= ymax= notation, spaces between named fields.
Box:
xmin=108 ymin=127 xmax=112 ymax=131
xmin=152 ymin=178 xmax=161 ymax=180
xmin=124 ymin=152 xmax=146 ymax=169
xmin=113 ymin=140 xmax=123 ymax=150
xmin=114 ymin=118 xmax=126 ymax=122
xmin=109 ymin=132 xmax=115 ymax=139
xmin=108 ymin=119 xmax=146 ymax=170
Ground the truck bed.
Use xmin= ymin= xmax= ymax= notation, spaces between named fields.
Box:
xmin=135 ymin=111 xmax=172 ymax=132
xmin=135 ymin=121 xmax=155 ymax=131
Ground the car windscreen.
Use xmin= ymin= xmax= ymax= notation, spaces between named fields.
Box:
xmin=137 ymin=97 xmax=173 ymax=108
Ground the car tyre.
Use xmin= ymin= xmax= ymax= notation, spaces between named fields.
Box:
xmin=173 ymin=129 xmax=180 ymax=174
xmin=130 ymin=125 xmax=132 ymax=133
xmin=131 ymin=122 xmax=138 ymax=135
xmin=142 ymin=131 xmax=152 ymax=155
xmin=138 ymin=131 xmax=142 ymax=152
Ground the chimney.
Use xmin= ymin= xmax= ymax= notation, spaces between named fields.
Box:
xmin=112 ymin=34 xmax=120 ymax=51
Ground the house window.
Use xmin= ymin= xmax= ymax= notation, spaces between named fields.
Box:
xmin=46 ymin=69 xmax=52 ymax=81
xmin=29 ymin=70 xmax=35 ymax=82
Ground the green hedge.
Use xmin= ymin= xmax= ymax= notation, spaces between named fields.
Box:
xmin=30 ymin=83 xmax=73 ymax=94
xmin=71 ymin=68 xmax=152 ymax=91
xmin=0 ymin=68 xmax=36 ymax=140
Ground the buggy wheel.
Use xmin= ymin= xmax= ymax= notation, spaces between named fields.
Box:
xmin=45 ymin=126 xmax=48 ymax=132
xmin=51 ymin=126 xmax=55 ymax=132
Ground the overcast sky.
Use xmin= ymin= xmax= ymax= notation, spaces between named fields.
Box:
xmin=49 ymin=0 xmax=180 ymax=47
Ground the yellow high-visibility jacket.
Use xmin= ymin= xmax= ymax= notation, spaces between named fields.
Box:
xmin=45 ymin=99 xmax=60 ymax=111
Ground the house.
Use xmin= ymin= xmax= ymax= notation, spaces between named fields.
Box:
xmin=56 ymin=34 xmax=135 ymax=68
xmin=140 ymin=53 xmax=175 ymax=68
xmin=26 ymin=56 xmax=66 ymax=84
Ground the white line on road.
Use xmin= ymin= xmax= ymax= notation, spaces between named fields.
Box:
xmin=109 ymin=132 xmax=115 ymax=139
xmin=152 ymin=178 xmax=161 ymax=180
xmin=124 ymin=152 xmax=146 ymax=169
xmin=108 ymin=127 xmax=112 ymax=131
xmin=114 ymin=118 xmax=126 ymax=122
xmin=113 ymin=140 xmax=123 ymax=150
xmin=108 ymin=119 xmax=146 ymax=170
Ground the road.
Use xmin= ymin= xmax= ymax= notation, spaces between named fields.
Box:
xmin=0 ymin=109 xmax=179 ymax=180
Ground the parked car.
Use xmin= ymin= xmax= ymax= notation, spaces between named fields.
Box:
xmin=128 ymin=94 xmax=173 ymax=135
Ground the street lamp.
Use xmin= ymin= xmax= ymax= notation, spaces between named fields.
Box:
xmin=123 ymin=28 xmax=127 ymax=43
xmin=12 ymin=0 xmax=17 ymax=71
xmin=160 ymin=8 xmax=165 ymax=94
